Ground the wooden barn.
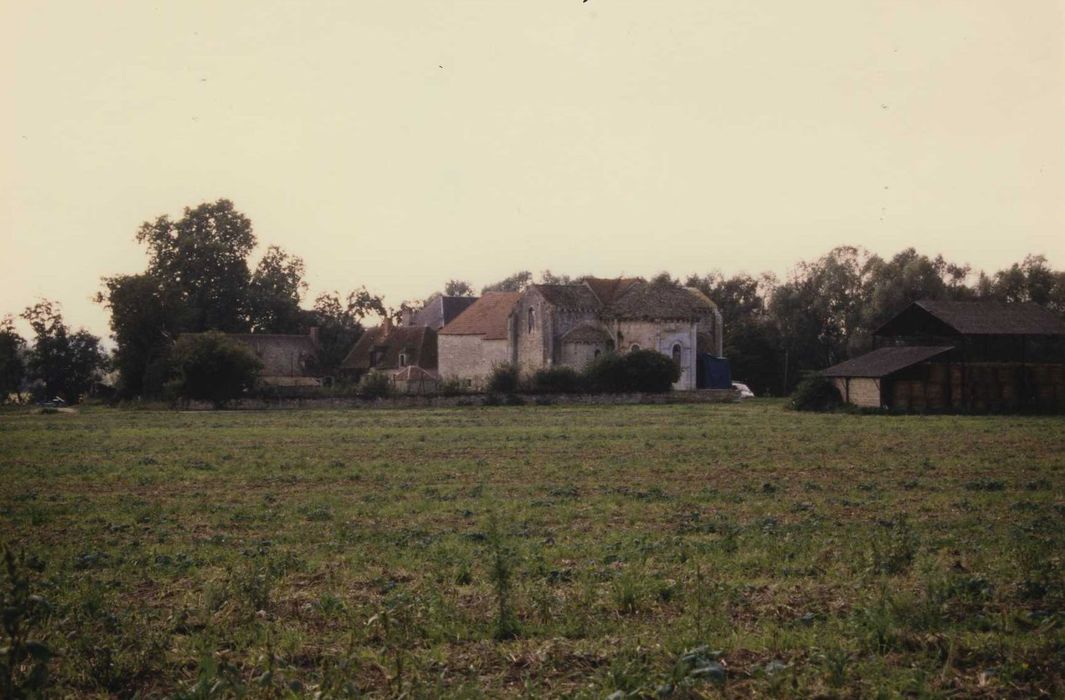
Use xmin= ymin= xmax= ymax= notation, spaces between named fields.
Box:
xmin=823 ymin=300 xmax=1065 ymax=411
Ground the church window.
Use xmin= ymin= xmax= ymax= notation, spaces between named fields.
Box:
xmin=528 ymin=307 xmax=535 ymax=333
xmin=672 ymin=343 xmax=682 ymax=366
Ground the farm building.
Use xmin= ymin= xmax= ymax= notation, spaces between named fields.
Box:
xmin=402 ymin=295 xmax=478 ymax=330
xmin=437 ymin=292 xmax=522 ymax=388
xmin=823 ymin=300 xmax=1065 ymax=411
xmin=226 ymin=328 xmax=322 ymax=389
xmin=339 ymin=319 xmax=438 ymax=388
xmin=437 ymin=278 xmax=724 ymax=390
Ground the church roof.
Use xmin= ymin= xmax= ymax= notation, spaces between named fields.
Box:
xmin=439 ymin=292 xmax=520 ymax=340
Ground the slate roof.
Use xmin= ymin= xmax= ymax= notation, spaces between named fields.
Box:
xmin=410 ymin=295 xmax=479 ymax=330
xmin=438 ymin=292 xmax=521 ymax=340
xmin=821 ymin=346 xmax=955 ymax=378
xmin=340 ymin=325 xmax=436 ymax=371
xmin=910 ymin=300 xmax=1065 ymax=336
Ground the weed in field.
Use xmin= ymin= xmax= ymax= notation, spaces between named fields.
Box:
xmin=484 ymin=514 xmax=520 ymax=640
xmin=0 ymin=548 xmax=53 ymax=698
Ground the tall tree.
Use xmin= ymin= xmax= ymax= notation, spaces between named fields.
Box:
xmin=135 ymin=199 xmax=256 ymax=332
xmin=482 ymin=271 xmax=532 ymax=294
xmin=247 ymin=245 xmax=307 ymax=333
xmin=0 ymin=317 xmax=25 ymax=402
xmin=95 ymin=274 xmax=181 ymax=397
xmin=443 ymin=279 xmax=475 ymax=296
xmin=20 ymin=300 xmax=107 ymax=403
xmin=308 ymin=287 xmax=387 ymax=374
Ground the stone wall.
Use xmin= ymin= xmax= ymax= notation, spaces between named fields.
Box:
xmin=186 ymin=388 xmax=739 ymax=410
xmin=616 ymin=320 xmax=697 ymax=390
xmin=438 ymin=335 xmax=509 ymax=389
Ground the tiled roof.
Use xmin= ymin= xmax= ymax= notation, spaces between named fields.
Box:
xmin=532 ymin=284 xmax=600 ymax=310
xmin=584 ymin=277 xmax=642 ymax=306
xmin=560 ymin=323 xmax=613 ymax=344
xmin=438 ymin=292 xmax=520 ymax=340
xmin=340 ymin=325 xmax=436 ymax=371
xmin=601 ymin=281 xmax=718 ymax=320
xmin=912 ymin=300 xmax=1065 ymax=336
xmin=821 ymin=346 xmax=955 ymax=378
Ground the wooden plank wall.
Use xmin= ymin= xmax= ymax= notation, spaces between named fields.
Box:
xmin=890 ymin=363 xmax=1065 ymax=412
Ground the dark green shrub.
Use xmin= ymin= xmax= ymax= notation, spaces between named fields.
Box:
xmin=1 ymin=548 xmax=53 ymax=698
xmin=487 ymin=364 xmax=521 ymax=394
xmin=529 ymin=366 xmax=583 ymax=394
xmin=169 ymin=332 xmax=263 ymax=407
xmin=790 ymin=374 xmax=843 ymax=412
xmin=358 ymin=371 xmax=393 ymax=399
xmin=437 ymin=377 xmax=468 ymax=397
xmin=582 ymin=350 xmax=679 ymax=394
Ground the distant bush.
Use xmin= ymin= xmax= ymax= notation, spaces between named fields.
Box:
xmin=790 ymin=374 xmax=843 ymax=412
xmin=583 ymin=349 xmax=679 ymax=394
xmin=529 ymin=366 xmax=583 ymax=394
xmin=169 ymin=332 xmax=262 ymax=407
xmin=358 ymin=371 xmax=393 ymax=399
xmin=487 ymin=364 xmax=521 ymax=394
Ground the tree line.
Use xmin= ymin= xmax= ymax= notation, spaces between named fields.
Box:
xmin=1 ymin=199 xmax=1063 ymax=402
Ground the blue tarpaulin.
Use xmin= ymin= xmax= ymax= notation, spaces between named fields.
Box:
xmin=696 ymin=354 xmax=731 ymax=389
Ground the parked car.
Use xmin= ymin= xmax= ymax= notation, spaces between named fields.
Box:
xmin=732 ymin=381 xmax=755 ymax=399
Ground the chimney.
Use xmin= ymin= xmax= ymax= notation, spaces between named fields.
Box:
xmin=308 ymin=326 xmax=320 ymax=346
xmin=382 ymin=316 xmax=393 ymax=334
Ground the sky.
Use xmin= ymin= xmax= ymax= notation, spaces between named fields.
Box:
xmin=3 ymin=0 xmax=1064 ymax=338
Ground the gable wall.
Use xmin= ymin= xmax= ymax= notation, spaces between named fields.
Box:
xmin=438 ymin=335 xmax=509 ymax=388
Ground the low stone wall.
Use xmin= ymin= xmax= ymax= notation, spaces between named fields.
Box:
xmin=186 ymin=389 xmax=738 ymax=411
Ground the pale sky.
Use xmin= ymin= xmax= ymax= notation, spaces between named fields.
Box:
xmin=3 ymin=0 xmax=1064 ymax=338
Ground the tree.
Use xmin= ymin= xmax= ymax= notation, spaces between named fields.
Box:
xmin=96 ymin=274 xmax=182 ymax=397
xmin=20 ymin=301 xmax=107 ymax=403
xmin=482 ymin=271 xmax=532 ymax=294
xmin=988 ymin=255 xmax=1065 ymax=314
xmin=169 ymin=332 xmax=262 ymax=407
xmin=247 ymin=245 xmax=307 ymax=333
xmin=307 ymin=287 xmax=387 ymax=374
xmin=0 ymin=317 xmax=25 ymax=402
xmin=583 ymin=349 xmax=680 ymax=393
xmin=443 ymin=280 xmax=475 ymax=297
xmin=135 ymin=199 xmax=256 ymax=332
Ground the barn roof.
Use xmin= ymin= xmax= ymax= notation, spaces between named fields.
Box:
xmin=438 ymin=292 xmax=520 ymax=340
xmin=878 ymin=300 xmax=1065 ymax=336
xmin=340 ymin=325 xmax=436 ymax=371
xmin=821 ymin=346 xmax=955 ymax=378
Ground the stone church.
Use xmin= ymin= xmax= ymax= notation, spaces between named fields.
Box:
xmin=439 ymin=277 xmax=723 ymax=390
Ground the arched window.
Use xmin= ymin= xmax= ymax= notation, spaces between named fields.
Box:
xmin=672 ymin=343 xmax=682 ymax=366
xmin=399 ymin=353 xmax=407 ymax=367
xmin=630 ymin=343 xmax=641 ymax=352
xmin=528 ymin=307 xmax=535 ymax=333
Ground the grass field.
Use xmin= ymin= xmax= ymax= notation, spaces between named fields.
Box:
xmin=1 ymin=401 xmax=1063 ymax=698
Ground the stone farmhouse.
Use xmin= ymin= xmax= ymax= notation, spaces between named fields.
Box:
xmin=338 ymin=319 xmax=439 ymax=392
xmin=227 ymin=329 xmax=321 ymax=388
xmin=438 ymin=278 xmax=723 ymax=390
